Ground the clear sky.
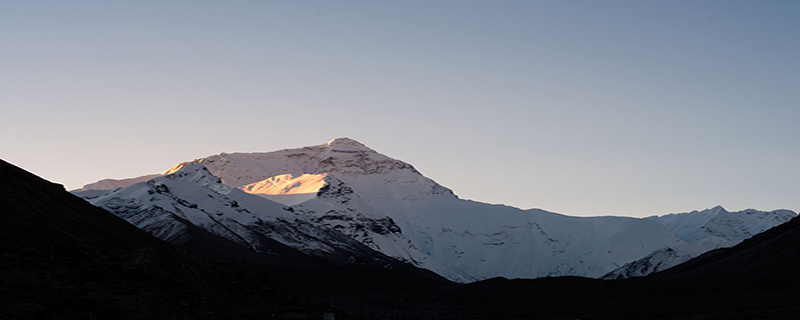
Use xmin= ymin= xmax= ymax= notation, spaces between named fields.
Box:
xmin=3 ymin=1 xmax=799 ymax=217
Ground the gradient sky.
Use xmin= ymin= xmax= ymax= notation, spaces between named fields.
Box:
xmin=3 ymin=1 xmax=799 ymax=217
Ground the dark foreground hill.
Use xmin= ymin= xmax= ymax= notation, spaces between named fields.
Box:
xmin=0 ymin=159 xmax=334 ymax=319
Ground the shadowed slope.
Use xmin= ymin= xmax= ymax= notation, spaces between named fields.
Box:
xmin=0 ymin=159 xmax=323 ymax=319
xmin=0 ymin=159 xmax=161 ymax=251
xmin=654 ymin=215 xmax=800 ymax=281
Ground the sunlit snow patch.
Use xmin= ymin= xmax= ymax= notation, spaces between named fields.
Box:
xmin=238 ymin=173 xmax=328 ymax=206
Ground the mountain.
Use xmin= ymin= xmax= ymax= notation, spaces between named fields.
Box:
xmin=0 ymin=159 xmax=161 ymax=252
xmin=362 ymin=215 xmax=800 ymax=319
xmin=0 ymin=158 xmax=336 ymax=319
xmin=653 ymin=213 xmax=800 ymax=281
xmin=76 ymin=159 xmax=447 ymax=281
xmin=647 ymin=205 xmax=796 ymax=244
xmin=291 ymin=211 xmax=800 ymax=320
xmin=602 ymin=206 xmax=796 ymax=279
xmin=74 ymin=138 xmax=796 ymax=283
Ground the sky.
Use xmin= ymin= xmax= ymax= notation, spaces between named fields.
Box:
xmin=2 ymin=0 xmax=799 ymax=217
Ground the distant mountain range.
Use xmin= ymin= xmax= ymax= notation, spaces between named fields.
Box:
xmin=72 ymin=138 xmax=796 ymax=282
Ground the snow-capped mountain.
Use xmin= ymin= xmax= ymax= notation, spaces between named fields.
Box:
xmin=76 ymin=160 xmax=413 ymax=269
xmin=74 ymin=138 xmax=797 ymax=282
xmin=74 ymin=173 xmax=162 ymax=192
xmin=190 ymin=138 xmax=688 ymax=280
xmin=602 ymin=206 xmax=796 ymax=279
xmin=647 ymin=206 xmax=796 ymax=244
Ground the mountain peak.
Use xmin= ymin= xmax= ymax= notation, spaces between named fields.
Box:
xmin=326 ymin=137 xmax=368 ymax=148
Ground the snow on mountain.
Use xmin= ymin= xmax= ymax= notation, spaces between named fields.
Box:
xmin=239 ymin=173 xmax=327 ymax=206
xmin=200 ymin=138 xmax=455 ymax=201
xmin=72 ymin=159 xmax=193 ymax=192
xmin=602 ymin=206 xmax=796 ymax=279
xmin=375 ymin=197 xmax=687 ymax=280
xmin=74 ymin=161 xmax=405 ymax=267
xmin=601 ymin=247 xmax=693 ymax=280
xmin=286 ymin=175 xmax=464 ymax=281
xmin=240 ymin=173 xmax=327 ymax=196
xmin=73 ymin=138 xmax=798 ymax=283
xmin=647 ymin=206 xmax=796 ymax=244
xmin=74 ymin=173 xmax=162 ymax=191
xmin=165 ymin=138 xmax=687 ymax=281
xmin=600 ymin=237 xmax=736 ymax=279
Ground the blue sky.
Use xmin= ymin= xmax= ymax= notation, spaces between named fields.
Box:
xmin=3 ymin=1 xmax=799 ymax=217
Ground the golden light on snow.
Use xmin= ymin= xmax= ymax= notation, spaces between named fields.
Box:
xmin=239 ymin=173 xmax=328 ymax=195
xmin=161 ymin=161 xmax=194 ymax=175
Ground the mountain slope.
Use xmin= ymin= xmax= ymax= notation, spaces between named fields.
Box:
xmin=77 ymin=160 xmax=435 ymax=273
xmin=654 ymin=214 xmax=800 ymax=281
xmin=0 ymin=159 xmax=161 ymax=251
xmin=603 ymin=206 xmax=796 ymax=279
xmin=0 ymin=158 xmax=325 ymax=320
xmin=647 ymin=205 xmax=796 ymax=244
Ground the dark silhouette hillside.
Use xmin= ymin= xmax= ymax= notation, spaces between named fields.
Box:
xmin=0 ymin=159 xmax=322 ymax=319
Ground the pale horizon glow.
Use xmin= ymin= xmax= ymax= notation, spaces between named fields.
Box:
xmin=3 ymin=1 xmax=799 ymax=217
